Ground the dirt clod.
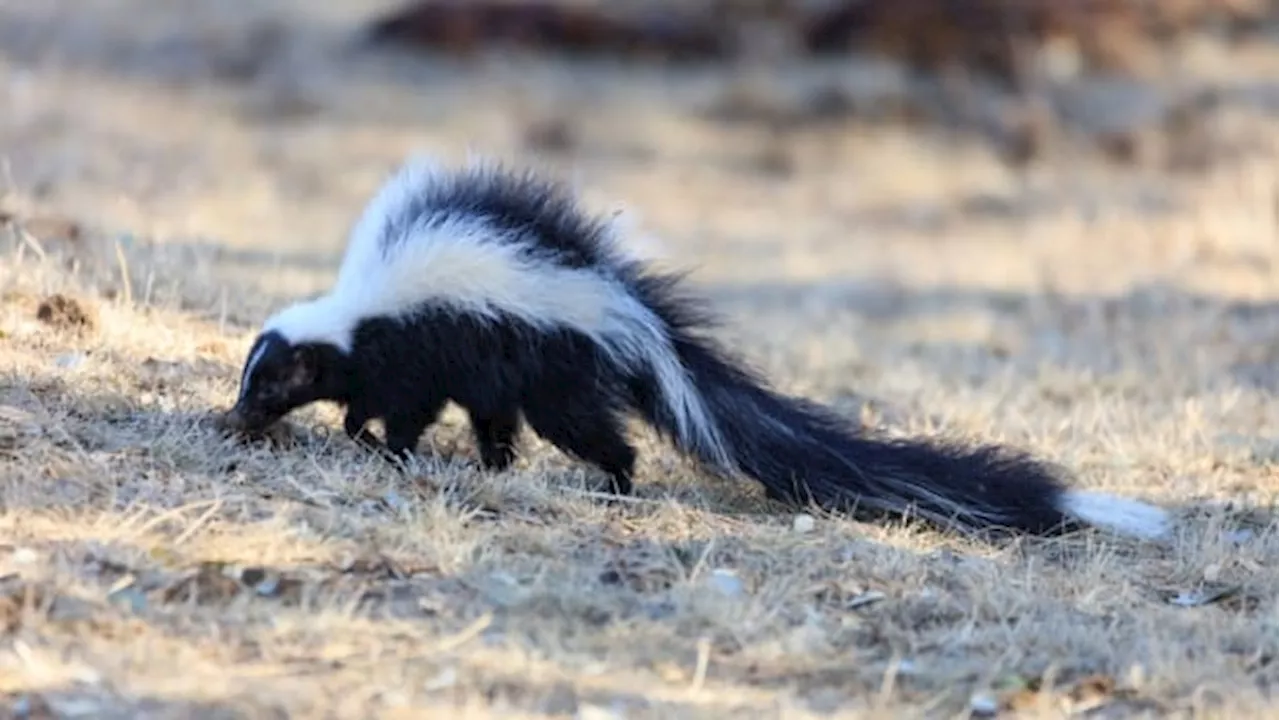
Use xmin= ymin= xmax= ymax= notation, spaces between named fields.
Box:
xmin=35 ymin=294 xmax=96 ymax=333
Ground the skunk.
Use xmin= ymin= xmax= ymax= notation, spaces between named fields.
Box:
xmin=227 ymin=156 xmax=1171 ymax=541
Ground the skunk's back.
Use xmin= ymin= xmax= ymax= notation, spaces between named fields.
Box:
xmin=353 ymin=158 xmax=628 ymax=274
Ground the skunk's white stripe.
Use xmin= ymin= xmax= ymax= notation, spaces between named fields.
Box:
xmin=262 ymin=160 xmax=734 ymax=470
xmin=1058 ymin=490 xmax=1171 ymax=540
xmin=336 ymin=156 xmax=445 ymax=295
xmin=236 ymin=337 xmax=270 ymax=403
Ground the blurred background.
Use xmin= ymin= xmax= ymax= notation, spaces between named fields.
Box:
xmin=0 ymin=0 xmax=1275 ymax=374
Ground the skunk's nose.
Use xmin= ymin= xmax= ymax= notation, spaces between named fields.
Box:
xmin=225 ymin=400 xmax=269 ymax=433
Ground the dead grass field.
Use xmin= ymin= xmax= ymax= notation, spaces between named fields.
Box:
xmin=0 ymin=1 xmax=1277 ymax=718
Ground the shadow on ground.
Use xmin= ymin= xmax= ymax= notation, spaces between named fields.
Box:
xmin=1 ymin=692 xmax=269 ymax=720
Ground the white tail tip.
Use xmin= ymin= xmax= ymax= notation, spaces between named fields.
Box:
xmin=1059 ymin=490 xmax=1172 ymax=540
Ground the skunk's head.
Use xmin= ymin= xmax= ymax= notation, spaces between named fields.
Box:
xmin=229 ymin=330 xmax=351 ymax=433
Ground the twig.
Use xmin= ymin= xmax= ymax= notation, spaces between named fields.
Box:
xmin=113 ymin=236 xmax=134 ymax=306
xmin=568 ymin=488 xmax=663 ymax=505
xmin=690 ymin=636 xmax=711 ymax=694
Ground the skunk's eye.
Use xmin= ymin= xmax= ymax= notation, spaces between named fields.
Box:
xmin=247 ymin=366 xmax=285 ymax=397
xmin=255 ymin=380 xmax=288 ymax=403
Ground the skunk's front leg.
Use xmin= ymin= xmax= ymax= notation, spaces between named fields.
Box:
xmin=344 ymin=406 xmax=414 ymax=468
xmin=382 ymin=396 xmax=448 ymax=462
xmin=343 ymin=407 xmax=384 ymax=451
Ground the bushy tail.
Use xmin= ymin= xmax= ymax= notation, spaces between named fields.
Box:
xmin=626 ymin=277 xmax=1170 ymax=540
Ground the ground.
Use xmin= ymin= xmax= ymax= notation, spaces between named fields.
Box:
xmin=0 ymin=1 xmax=1277 ymax=718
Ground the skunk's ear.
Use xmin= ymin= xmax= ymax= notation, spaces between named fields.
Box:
xmin=288 ymin=345 xmax=320 ymax=387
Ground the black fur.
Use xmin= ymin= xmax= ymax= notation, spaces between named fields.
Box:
xmin=234 ymin=279 xmax=1076 ymax=535
xmin=231 ymin=161 xmax=1102 ymax=538
xmin=624 ymin=272 xmax=1077 ymax=535
xmin=373 ymin=163 xmax=619 ymax=271
xmin=232 ymin=331 xmax=351 ymax=432
xmin=235 ymin=309 xmax=640 ymax=495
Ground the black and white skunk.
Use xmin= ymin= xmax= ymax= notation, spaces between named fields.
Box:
xmin=227 ymin=157 xmax=1171 ymax=541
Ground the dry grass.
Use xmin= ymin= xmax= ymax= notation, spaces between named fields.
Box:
xmin=0 ymin=1 xmax=1277 ymax=718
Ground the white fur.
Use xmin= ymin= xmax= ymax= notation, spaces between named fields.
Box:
xmin=261 ymin=157 xmax=734 ymax=469
xmin=1059 ymin=490 xmax=1171 ymax=540
xmin=236 ymin=339 xmax=270 ymax=403
xmin=334 ymin=154 xmax=445 ymax=297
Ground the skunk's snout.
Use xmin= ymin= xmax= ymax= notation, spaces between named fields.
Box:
xmin=215 ymin=403 xmax=255 ymax=439
xmin=227 ymin=397 xmax=277 ymax=434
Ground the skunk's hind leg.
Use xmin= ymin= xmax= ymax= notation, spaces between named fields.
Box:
xmin=522 ymin=400 xmax=636 ymax=497
xmin=469 ymin=408 xmax=521 ymax=471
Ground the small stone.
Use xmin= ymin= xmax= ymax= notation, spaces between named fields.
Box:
xmin=1203 ymin=562 xmax=1222 ymax=583
xmin=576 ymin=705 xmax=624 ymax=720
xmin=969 ymin=693 xmax=1000 ymax=716
xmin=382 ymin=490 xmax=410 ymax=515
xmin=792 ymin=513 xmax=816 ymax=533
xmin=253 ymin=574 xmax=281 ymax=597
xmin=707 ymin=568 xmax=744 ymax=598
xmin=423 ymin=667 xmax=458 ymax=692
xmin=53 ymin=352 xmax=85 ymax=370
xmin=107 ymin=585 xmax=148 ymax=614
xmin=847 ymin=590 xmax=886 ymax=609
